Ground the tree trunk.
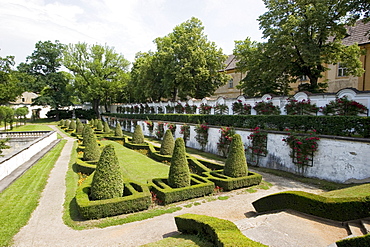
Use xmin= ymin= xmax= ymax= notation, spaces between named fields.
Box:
xmin=93 ymin=99 xmax=101 ymax=118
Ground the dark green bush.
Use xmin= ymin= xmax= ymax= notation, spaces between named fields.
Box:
xmin=69 ymin=120 xmax=76 ymax=130
xmin=82 ymin=125 xmax=100 ymax=161
xmin=58 ymin=119 xmax=64 ymax=126
xmin=76 ymin=175 xmax=151 ymax=219
xmin=206 ymin=171 xmax=262 ymax=191
xmin=75 ymin=158 xmax=96 ymax=175
xmin=96 ymin=120 xmax=103 ymax=131
xmin=115 ymin=122 xmax=123 ymax=137
xmin=175 ymin=214 xmax=267 ymax=247
xmin=76 ymin=121 xmax=84 ymax=135
xmin=149 ymin=174 xmax=214 ymax=205
xmin=336 ymin=234 xmax=370 ymax=247
xmin=224 ymin=134 xmax=248 ymax=178
xmin=132 ymin=125 xmax=145 ymax=144
xmin=90 ymin=144 xmax=123 ymax=200
xmin=252 ymin=191 xmax=370 ymax=221
xmin=103 ymin=113 xmax=370 ymax=137
xmin=65 ymin=119 xmax=71 ymax=129
xmin=47 ymin=109 xmax=96 ymax=119
xmin=160 ymin=129 xmax=175 ymax=155
xmin=168 ymin=138 xmax=190 ymax=188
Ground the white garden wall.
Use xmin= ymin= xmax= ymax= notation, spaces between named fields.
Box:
xmin=106 ymin=117 xmax=370 ymax=184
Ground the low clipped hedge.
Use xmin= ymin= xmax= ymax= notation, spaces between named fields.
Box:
xmin=150 ymin=151 xmax=172 ymax=163
xmin=206 ymin=171 xmax=262 ymax=191
xmin=252 ymin=191 xmax=370 ymax=221
xmin=336 ymin=233 xmax=370 ymax=247
xmin=149 ymin=174 xmax=215 ymax=205
xmin=76 ymin=174 xmax=151 ymax=219
xmin=175 ymin=213 xmax=267 ymax=247
xmin=104 ymin=113 xmax=370 ymax=137
xmin=75 ymin=158 xmax=97 ymax=175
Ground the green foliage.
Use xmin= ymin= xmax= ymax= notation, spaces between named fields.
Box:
xmin=0 ymin=56 xmax=25 ymax=104
xmin=82 ymin=125 xmax=100 ymax=161
xmin=285 ymin=98 xmax=319 ymax=115
xmin=59 ymin=119 xmax=65 ymax=126
xmin=195 ymin=123 xmax=209 ymax=151
xmin=224 ymin=134 xmax=248 ymax=178
xmin=104 ymin=113 xmax=370 ymax=138
xmin=155 ymin=122 xmax=165 ymax=140
xmin=63 ymin=43 xmax=130 ymax=116
xmin=217 ymin=127 xmax=236 ymax=157
xmin=252 ymin=190 xmax=370 ymax=222
xmin=232 ymin=100 xmax=251 ymax=115
xmin=90 ymin=144 xmax=124 ymax=200
xmin=103 ymin=121 xmax=110 ymax=133
xmin=253 ymin=101 xmax=280 ymax=115
xmin=69 ymin=120 xmax=76 ymax=130
xmin=132 ymin=125 xmax=145 ymax=144
xmin=180 ymin=124 xmax=191 ymax=144
xmin=247 ymin=127 xmax=268 ymax=166
xmin=96 ymin=120 xmax=103 ymax=131
xmin=64 ymin=119 xmax=71 ymax=129
xmin=206 ymin=171 xmax=262 ymax=191
xmin=160 ymin=130 xmax=175 ymax=155
xmin=336 ymin=234 xmax=370 ymax=247
xmin=168 ymin=138 xmax=190 ymax=188
xmin=320 ymin=96 xmax=368 ymax=116
xmin=0 ymin=138 xmax=10 ymax=156
xmin=46 ymin=108 xmax=96 ymax=120
xmin=175 ymin=214 xmax=267 ymax=247
xmin=76 ymin=121 xmax=84 ymax=135
xmin=115 ymin=122 xmax=123 ymax=136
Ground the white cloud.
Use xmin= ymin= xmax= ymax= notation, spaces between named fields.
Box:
xmin=0 ymin=0 xmax=267 ymax=65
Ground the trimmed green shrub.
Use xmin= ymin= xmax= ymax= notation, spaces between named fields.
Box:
xmin=64 ymin=119 xmax=71 ymax=129
xmin=168 ymin=138 xmax=190 ymax=188
xmin=160 ymin=129 xmax=175 ymax=155
xmin=58 ymin=119 xmax=64 ymax=126
xmin=96 ymin=120 xmax=103 ymax=131
xmin=252 ymin=191 xmax=370 ymax=222
xmin=175 ymin=214 xmax=267 ymax=247
xmin=76 ymin=121 xmax=84 ymax=135
xmin=103 ymin=121 xmax=110 ymax=133
xmin=132 ymin=125 xmax=145 ymax=144
xmin=83 ymin=125 xmax=100 ymax=161
xmin=224 ymin=134 xmax=248 ymax=178
xmin=149 ymin=175 xmax=214 ymax=205
xmin=69 ymin=120 xmax=76 ymax=130
xmin=336 ymin=234 xmax=370 ymax=247
xmin=115 ymin=122 xmax=123 ymax=137
xmin=75 ymin=158 xmax=96 ymax=175
xmin=206 ymin=171 xmax=262 ymax=191
xmin=90 ymin=144 xmax=124 ymax=200
xmin=76 ymin=175 xmax=151 ymax=219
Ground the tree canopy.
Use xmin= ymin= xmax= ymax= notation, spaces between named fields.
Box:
xmin=0 ymin=56 xmax=25 ymax=104
xmin=234 ymin=0 xmax=366 ymax=95
xmin=129 ymin=17 xmax=229 ymax=102
xmin=63 ymin=43 xmax=130 ymax=117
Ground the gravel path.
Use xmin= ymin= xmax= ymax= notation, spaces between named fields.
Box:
xmin=12 ymin=127 xmax=347 ymax=246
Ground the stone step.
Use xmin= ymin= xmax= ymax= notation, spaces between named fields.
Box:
xmin=347 ymin=221 xmax=367 ymax=236
xmin=360 ymin=220 xmax=370 ymax=234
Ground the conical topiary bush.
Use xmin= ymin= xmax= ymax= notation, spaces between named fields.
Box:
xmin=58 ymin=119 xmax=64 ymax=126
xmin=103 ymin=121 xmax=110 ymax=133
xmin=160 ymin=129 xmax=175 ymax=155
xmin=69 ymin=120 xmax=76 ymax=130
xmin=224 ymin=134 xmax=248 ymax=178
xmin=90 ymin=144 xmax=124 ymax=200
xmin=83 ymin=125 xmax=100 ymax=161
xmin=132 ymin=125 xmax=145 ymax=144
xmin=65 ymin=119 xmax=71 ymax=129
xmin=115 ymin=122 xmax=123 ymax=137
xmin=76 ymin=121 xmax=84 ymax=135
xmin=168 ymin=138 xmax=190 ymax=188
xmin=96 ymin=120 xmax=103 ymax=131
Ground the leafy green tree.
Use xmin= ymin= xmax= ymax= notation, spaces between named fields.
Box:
xmin=0 ymin=56 xmax=24 ymax=104
xmin=133 ymin=17 xmax=229 ymax=101
xmin=160 ymin=129 xmax=175 ymax=155
xmin=0 ymin=138 xmax=10 ymax=156
xmin=90 ymin=144 xmax=123 ymax=200
xmin=115 ymin=122 xmax=123 ymax=137
xmin=3 ymin=107 xmax=14 ymax=130
xmin=132 ymin=125 xmax=145 ymax=144
xmin=236 ymin=0 xmax=365 ymax=94
xmin=63 ymin=43 xmax=130 ymax=116
xmin=168 ymin=138 xmax=190 ymax=188
xmin=224 ymin=134 xmax=248 ymax=178
xmin=14 ymin=106 xmax=29 ymax=126
xmin=18 ymin=41 xmax=74 ymax=120
xmin=83 ymin=125 xmax=100 ymax=161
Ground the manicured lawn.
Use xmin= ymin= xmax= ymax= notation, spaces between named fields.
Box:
xmin=9 ymin=124 xmax=53 ymax=132
xmin=0 ymin=140 xmax=66 ymax=246
xmin=321 ymin=183 xmax=370 ymax=198
xmin=100 ymin=140 xmax=169 ymax=183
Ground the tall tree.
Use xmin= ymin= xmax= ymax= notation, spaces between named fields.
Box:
xmin=154 ymin=17 xmax=229 ymax=100
xmin=0 ymin=56 xmax=24 ymax=104
xmin=63 ymin=43 xmax=130 ymax=116
xmin=237 ymin=0 xmax=365 ymax=94
xmin=18 ymin=40 xmax=73 ymax=120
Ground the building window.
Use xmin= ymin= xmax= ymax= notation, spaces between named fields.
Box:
xmin=228 ymin=79 xmax=233 ymax=88
xmin=338 ymin=63 xmax=348 ymax=77
xmin=22 ymin=98 xmax=25 ymax=102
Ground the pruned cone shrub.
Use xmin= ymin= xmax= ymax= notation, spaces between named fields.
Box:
xmin=96 ymin=120 xmax=103 ymax=131
xmin=224 ymin=134 xmax=248 ymax=178
xmin=83 ymin=125 xmax=100 ymax=161
xmin=65 ymin=119 xmax=71 ymax=129
xmin=69 ymin=120 xmax=76 ymax=130
xmin=160 ymin=129 xmax=175 ymax=155
xmin=103 ymin=121 xmax=110 ymax=133
xmin=115 ymin=122 xmax=123 ymax=136
xmin=58 ymin=119 xmax=64 ymax=126
xmin=90 ymin=144 xmax=124 ymax=200
xmin=168 ymin=138 xmax=190 ymax=188
xmin=76 ymin=121 xmax=84 ymax=135
xmin=132 ymin=125 xmax=145 ymax=144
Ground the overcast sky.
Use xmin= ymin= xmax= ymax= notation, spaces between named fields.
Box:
xmin=0 ymin=0 xmax=267 ymax=66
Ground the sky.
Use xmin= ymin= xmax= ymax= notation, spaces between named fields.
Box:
xmin=0 ymin=0 xmax=267 ymax=66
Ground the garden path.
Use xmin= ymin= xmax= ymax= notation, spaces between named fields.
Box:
xmin=13 ymin=127 xmax=347 ymax=247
